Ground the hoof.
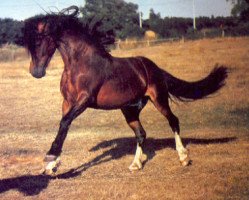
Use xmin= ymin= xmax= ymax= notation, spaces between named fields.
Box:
xmin=129 ymin=161 xmax=142 ymax=171
xmin=43 ymin=156 xmax=61 ymax=175
xmin=180 ymin=156 xmax=192 ymax=166
xmin=178 ymin=148 xmax=191 ymax=167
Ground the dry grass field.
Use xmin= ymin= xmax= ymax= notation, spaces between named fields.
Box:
xmin=0 ymin=37 xmax=248 ymax=200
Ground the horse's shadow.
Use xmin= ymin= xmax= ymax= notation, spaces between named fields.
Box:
xmin=0 ymin=136 xmax=236 ymax=196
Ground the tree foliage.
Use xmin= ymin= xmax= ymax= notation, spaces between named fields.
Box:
xmin=0 ymin=18 xmax=23 ymax=46
xmin=80 ymin=0 xmax=143 ymax=39
xmin=143 ymin=9 xmax=244 ymax=39
xmin=227 ymin=0 xmax=249 ymax=20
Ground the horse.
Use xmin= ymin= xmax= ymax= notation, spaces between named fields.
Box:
xmin=23 ymin=7 xmax=228 ymax=175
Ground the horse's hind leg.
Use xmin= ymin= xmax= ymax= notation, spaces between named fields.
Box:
xmin=149 ymin=88 xmax=190 ymax=166
xmin=121 ymin=98 xmax=148 ymax=171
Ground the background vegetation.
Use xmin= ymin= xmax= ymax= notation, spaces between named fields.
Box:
xmin=0 ymin=0 xmax=249 ymax=46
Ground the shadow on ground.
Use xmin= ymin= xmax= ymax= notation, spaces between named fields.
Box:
xmin=0 ymin=136 xmax=236 ymax=196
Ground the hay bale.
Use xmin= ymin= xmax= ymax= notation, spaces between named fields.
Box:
xmin=144 ymin=30 xmax=157 ymax=40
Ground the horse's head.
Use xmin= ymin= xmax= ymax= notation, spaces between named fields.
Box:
xmin=24 ymin=19 xmax=57 ymax=78
xmin=23 ymin=6 xmax=80 ymax=79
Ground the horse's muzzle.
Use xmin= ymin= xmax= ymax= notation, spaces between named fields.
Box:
xmin=31 ymin=66 xmax=46 ymax=79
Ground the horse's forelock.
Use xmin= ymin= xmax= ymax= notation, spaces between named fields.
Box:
xmin=23 ymin=15 xmax=55 ymax=51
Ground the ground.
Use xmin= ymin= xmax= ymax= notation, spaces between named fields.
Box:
xmin=0 ymin=37 xmax=248 ymax=199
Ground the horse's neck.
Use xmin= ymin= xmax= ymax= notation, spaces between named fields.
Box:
xmin=58 ymin=36 xmax=93 ymax=66
xmin=57 ymin=34 xmax=111 ymax=70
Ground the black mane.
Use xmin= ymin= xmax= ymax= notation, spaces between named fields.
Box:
xmin=23 ymin=14 xmax=115 ymax=55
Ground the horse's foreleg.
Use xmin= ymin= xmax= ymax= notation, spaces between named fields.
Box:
xmin=43 ymin=116 xmax=72 ymax=175
xmin=44 ymin=97 xmax=88 ymax=175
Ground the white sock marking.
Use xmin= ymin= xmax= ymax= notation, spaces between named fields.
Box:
xmin=175 ymin=132 xmax=189 ymax=163
xmin=129 ymin=143 xmax=143 ymax=171
xmin=45 ymin=156 xmax=61 ymax=174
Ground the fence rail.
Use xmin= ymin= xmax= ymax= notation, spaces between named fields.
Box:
xmin=0 ymin=32 xmax=236 ymax=62
xmin=114 ymin=37 xmax=181 ymax=50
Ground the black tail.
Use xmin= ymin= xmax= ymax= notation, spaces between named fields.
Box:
xmin=164 ymin=66 xmax=228 ymax=101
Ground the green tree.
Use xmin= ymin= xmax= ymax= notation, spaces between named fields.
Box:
xmin=148 ymin=9 xmax=163 ymax=32
xmin=80 ymin=0 xmax=143 ymax=39
xmin=0 ymin=18 xmax=23 ymax=46
xmin=146 ymin=10 xmax=193 ymax=38
xmin=227 ymin=0 xmax=249 ymax=20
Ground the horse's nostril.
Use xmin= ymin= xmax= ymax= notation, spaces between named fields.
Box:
xmin=31 ymin=66 xmax=46 ymax=78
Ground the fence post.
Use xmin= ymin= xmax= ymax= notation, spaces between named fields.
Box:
xmin=116 ymin=39 xmax=120 ymax=50
xmin=222 ymin=30 xmax=225 ymax=38
xmin=147 ymin=40 xmax=150 ymax=47
xmin=11 ymin=49 xmax=15 ymax=61
xmin=181 ymin=36 xmax=185 ymax=43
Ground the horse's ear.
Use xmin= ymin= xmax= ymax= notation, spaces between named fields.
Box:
xmin=37 ymin=22 xmax=46 ymax=33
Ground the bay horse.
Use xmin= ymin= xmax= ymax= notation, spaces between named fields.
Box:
xmin=23 ymin=7 xmax=227 ymax=175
